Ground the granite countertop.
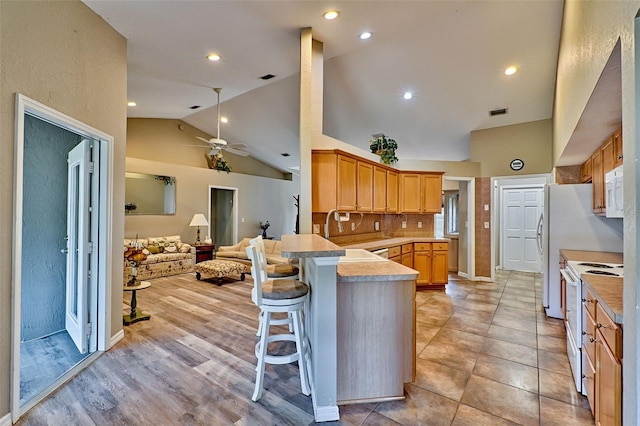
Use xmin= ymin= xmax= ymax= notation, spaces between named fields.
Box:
xmin=337 ymin=261 xmax=418 ymax=283
xmin=281 ymin=234 xmax=345 ymax=258
xmin=341 ymin=236 xmax=450 ymax=251
xmin=560 ymin=249 xmax=624 ymax=324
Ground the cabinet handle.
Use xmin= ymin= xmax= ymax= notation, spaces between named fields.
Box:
xmin=589 ymin=337 xmax=596 ymax=343
xmin=617 ymin=155 xmax=623 ymax=160
xmin=596 ymin=323 xmax=609 ymax=329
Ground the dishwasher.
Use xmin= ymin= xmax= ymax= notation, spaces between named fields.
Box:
xmin=371 ymin=248 xmax=389 ymax=259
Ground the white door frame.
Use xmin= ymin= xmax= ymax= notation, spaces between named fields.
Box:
xmin=11 ymin=94 xmax=114 ymax=420
xmin=208 ymin=185 xmax=239 ymax=244
xmin=442 ymin=176 xmax=476 ymax=281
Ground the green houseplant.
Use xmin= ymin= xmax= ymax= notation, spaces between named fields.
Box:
xmin=204 ymin=153 xmax=232 ymax=173
xmin=369 ymin=134 xmax=398 ymax=165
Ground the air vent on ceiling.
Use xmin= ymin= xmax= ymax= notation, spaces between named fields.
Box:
xmin=489 ymin=108 xmax=508 ymax=116
xmin=281 ymin=153 xmax=290 ymax=157
xmin=190 ymin=105 xmax=201 ymax=110
xmin=260 ymin=74 xmax=276 ymax=80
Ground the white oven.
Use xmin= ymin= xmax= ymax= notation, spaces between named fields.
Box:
xmin=560 ymin=264 xmax=582 ymax=394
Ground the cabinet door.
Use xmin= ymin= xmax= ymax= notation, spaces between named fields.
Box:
xmin=312 ymin=151 xmax=338 ymax=212
xmin=401 ymin=252 xmax=413 ymax=268
xmin=601 ymin=136 xmax=615 ymax=175
xmin=386 ymin=170 xmax=399 ymax=213
xmin=591 ymin=149 xmax=604 ymax=214
xmin=373 ymin=166 xmax=387 ymax=213
xmin=356 ymin=161 xmax=373 ymax=212
xmin=413 ymin=248 xmax=431 ymax=285
xmin=581 ymin=157 xmax=592 ymax=183
xmin=596 ymin=329 xmax=622 ymax=426
xmin=431 ymin=248 xmax=449 ymax=284
xmin=613 ymin=126 xmax=623 ymax=168
xmin=421 ymin=174 xmax=442 ymax=213
xmin=337 ymin=155 xmax=357 ymax=211
xmin=399 ymin=173 xmax=422 ymax=213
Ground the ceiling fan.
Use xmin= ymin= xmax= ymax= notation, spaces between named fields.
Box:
xmin=196 ymin=87 xmax=250 ymax=157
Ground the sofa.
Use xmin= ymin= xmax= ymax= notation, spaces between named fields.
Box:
xmin=123 ymin=235 xmax=195 ymax=282
xmin=215 ymin=237 xmax=289 ymax=266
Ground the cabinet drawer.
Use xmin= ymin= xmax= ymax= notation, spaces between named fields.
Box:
xmin=583 ymin=288 xmax=597 ymax=320
xmin=432 ymin=242 xmax=448 ymax=251
xmin=401 ymin=244 xmax=413 ymax=254
xmin=389 ymin=255 xmax=402 ymax=264
xmin=413 ymin=242 xmax=431 ymax=251
xmin=583 ymin=350 xmax=596 ymax=415
xmin=583 ymin=307 xmax=596 ymax=363
xmin=388 ymin=246 xmax=401 ymax=258
xmin=596 ymin=303 xmax=622 ymax=359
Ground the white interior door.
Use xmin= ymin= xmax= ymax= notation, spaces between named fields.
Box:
xmin=502 ymin=187 xmax=543 ymax=272
xmin=65 ymin=140 xmax=92 ymax=354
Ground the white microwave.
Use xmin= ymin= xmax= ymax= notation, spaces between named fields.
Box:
xmin=605 ymin=165 xmax=623 ymax=218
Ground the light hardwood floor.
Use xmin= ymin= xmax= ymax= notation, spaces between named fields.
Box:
xmin=17 ymin=270 xmax=594 ymax=425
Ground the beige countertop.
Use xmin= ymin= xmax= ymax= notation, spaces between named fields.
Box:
xmin=281 ymin=234 xmax=345 ymax=258
xmin=560 ymin=249 xmax=624 ymax=324
xmin=337 ymin=261 xmax=418 ymax=283
xmin=340 ymin=236 xmax=450 ymax=251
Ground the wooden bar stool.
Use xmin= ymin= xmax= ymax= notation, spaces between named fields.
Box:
xmin=245 ymin=243 xmax=311 ymax=402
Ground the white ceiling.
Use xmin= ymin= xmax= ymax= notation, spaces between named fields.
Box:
xmin=83 ymin=0 xmax=564 ymax=172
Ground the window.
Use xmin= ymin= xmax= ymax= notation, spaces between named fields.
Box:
xmin=444 ymin=192 xmax=459 ymax=236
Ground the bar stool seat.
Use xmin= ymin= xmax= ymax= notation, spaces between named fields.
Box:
xmin=246 ymin=243 xmax=311 ymax=402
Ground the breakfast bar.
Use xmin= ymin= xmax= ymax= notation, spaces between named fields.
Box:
xmin=281 ymin=234 xmax=418 ymax=422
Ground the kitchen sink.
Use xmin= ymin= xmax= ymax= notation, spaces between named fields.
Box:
xmin=338 ymin=249 xmax=387 ymax=263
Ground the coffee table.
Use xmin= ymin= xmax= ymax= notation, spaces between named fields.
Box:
xmin=195 ymin=259 xmax=248 ymax=286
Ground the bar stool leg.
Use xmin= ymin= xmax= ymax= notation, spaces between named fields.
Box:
xmin=252 ymin=310 xmax=271 ymax=402
xmin=292 ymin=309 xmax=311 ymax=396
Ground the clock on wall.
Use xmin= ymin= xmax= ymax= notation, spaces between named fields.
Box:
xmin=510 ymin=159 xmax=524 ymax=171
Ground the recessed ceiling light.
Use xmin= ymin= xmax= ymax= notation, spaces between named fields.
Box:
xmin=323 ymin=10 xmax=340 ymax=20
xmin=504 ymin=66 xmax=518 ymax=76
xmin=127 ymin=101 xmax=136 ymax=107
xmin=220 ymin=116 xmax=228 ymax=124
xmin=359 ymin=32 xmax=372 ymax=40
xmin=207 ymin=53 xmax=221 ymax=62
xmin=403 ymin=92 xmax=413 ymax=100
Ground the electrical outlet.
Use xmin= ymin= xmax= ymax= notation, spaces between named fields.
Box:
xmin=241 ymin=217 xmax=245 ymax=223
xmin=313 ymin=224 xmax=320 ymax=233
xmin=417 ymin=221 xmax=422 ymax=228
xmin=374 ymin=221 xmax=380 ymax=231
xmin=351 ymin=222 xmax=356 ymax=231
xmin=484 ymin=204 xmax=489 ymax=211
xmin=484 ymin=222 xmax=490 ymax=229
xmin=401 ymin=221 xmax=407 ymax=229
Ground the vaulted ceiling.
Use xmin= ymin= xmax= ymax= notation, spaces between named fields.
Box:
xmin=83 ymin=0 xmax=564 ymax=172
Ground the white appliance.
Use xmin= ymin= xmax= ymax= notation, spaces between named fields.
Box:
xmin=538 ymin=184 xmax=623 ymax=319
xmin=563 ymin=260 xmax=623 ymax=395
xmin=605 ymin=165 xmax=623 ymax=218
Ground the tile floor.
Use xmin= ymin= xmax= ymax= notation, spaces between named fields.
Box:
xmin=339 ymin=270 xmax=595 ymax=425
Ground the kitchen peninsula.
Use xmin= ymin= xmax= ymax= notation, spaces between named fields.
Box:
xmin=281 ymin=234 xmax=418 ymax=422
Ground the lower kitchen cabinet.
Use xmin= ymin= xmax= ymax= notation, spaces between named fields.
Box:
xmin=413 ymin=242 xmax=448 ymax=289
xmin=582 ymin=287 xmax=622 ymax=426
xmin=401 ymin=244 xmax=413 ymax=268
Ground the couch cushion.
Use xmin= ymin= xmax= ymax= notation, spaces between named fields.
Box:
xmin=146 ymin=244 xmax=163 ymax=254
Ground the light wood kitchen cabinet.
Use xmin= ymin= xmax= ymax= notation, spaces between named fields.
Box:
xmin=388 ymin=245 xmax=402 ymax=263
xmin=581 ymin=288 xmax=622 ymax=425
xmin=337 ymin=155 xmax=358 ymax=211
xmin=399 ymin=172 xmax=443 ymax=214
xmin=591 ymin=149 xmax=604 ymax=214
xmin=613 ymin=126 xmax=623 ymax=168
xmin=312 ymin=151 xmax=359 ymax=212
xmin=580 ymin=157 xmax=592 ymax=183
xmin=386 ymin=170 xmax=399 ymax=213
xmin=401 ymin=244 xmax=413 ymax=268
xmin=356 ymin=161 xmax=373 ymax=212
xmin=413 ymin=242 xmax=448 ymax=289
xmin=373 ymin=166 xmax=387 ymax=213
xmin=601 ymin=136 xmax=615 ymax=175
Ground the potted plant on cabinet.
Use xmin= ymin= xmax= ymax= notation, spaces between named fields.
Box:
xmin=369 ymin=134 xmax=398 ymax=165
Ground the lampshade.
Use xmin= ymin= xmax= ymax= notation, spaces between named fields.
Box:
xmin=189 ymin=214 xmax=208 ymax=227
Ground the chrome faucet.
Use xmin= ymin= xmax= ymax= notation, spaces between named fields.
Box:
xmin=325 ymin=209 xmax=343 ymax=239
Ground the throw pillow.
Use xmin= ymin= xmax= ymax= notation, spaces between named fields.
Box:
xmin=179 ymin=243 xmax=191 ymax=253
xmin=164 ymin=245 xmax=177 ymax=253
xmin=146 ymin=244 xmax=162 ymax=254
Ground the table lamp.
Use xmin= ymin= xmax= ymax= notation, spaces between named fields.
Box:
xmin=189 ymin=213 xmax=209 ymax=245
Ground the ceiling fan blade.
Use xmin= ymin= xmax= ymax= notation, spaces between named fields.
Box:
xmin=196 ymin=136 xmax=211 ymax=143
xmin=224 ymin=147 xmax=250 ymax=157
xmin=227 ymin=143 xmax=248 ymax=150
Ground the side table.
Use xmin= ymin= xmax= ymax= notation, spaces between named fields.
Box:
xmin=195 ymin=243 xmax=215 ymax=263
xmin=123 ymin=281 xmax=151 ymax=325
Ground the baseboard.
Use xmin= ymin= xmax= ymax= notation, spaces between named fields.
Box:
xmin=474 ymin=276 xmax=493 ymax=282
xmin=457 ymin=271 xmax=469 ymax=279
xmin=0 ymin=412 xmax=12 ymax=426
xmin=110 ymin=329 xmax=125 ymax=348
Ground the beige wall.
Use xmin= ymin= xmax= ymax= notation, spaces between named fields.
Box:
xmin=470 ymin=119 xmax=552 ymax=177
xmin=0 ymin=0 xmax=127 ymax=417
xmin=127 ymin=118 xmax=287 ymax=179
xmin=554 ymin=1 xmax=640 ymax=423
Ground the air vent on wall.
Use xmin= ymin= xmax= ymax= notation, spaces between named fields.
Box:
xmin=260 ymin=74 xmax=276 ymax=80
xmin=190 ymin=105 xmax=201 ymax=110
xmin=281 ymin=153 xmax=290 ymax=157
xmin=489 ymin=108 xmax=508 ymax=116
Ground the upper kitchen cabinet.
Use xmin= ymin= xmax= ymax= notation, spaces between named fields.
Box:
xmin=591 ymin=149 xmax=604 ymax=214
xmin=313 ymin=151 xmax=355 ymax=212
xmin=580 ymin=157 xmax=592 ymax=183
xmin=373 ymin=166 xmax=387 ymax=213
xmin=613 ymin=126 xmax=623 ymax=168
xmin=601 ymin=135 xmax=615 ymax=175
xmin=399 ymin=172 xmax=443 ymax=214
xmin=356 ymin=161 xmax=374 ymax=212
xmin=386 ymin=170 xmax=399 ymax=213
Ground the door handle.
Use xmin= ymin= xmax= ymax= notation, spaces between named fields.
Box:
xmin=61 ymin=248 xmax=69 ymax=254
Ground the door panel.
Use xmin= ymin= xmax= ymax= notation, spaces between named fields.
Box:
xmin=65 ymin=140 xmax=92 ymax=354
xmin=502 ymin=187 xmax=543 ymax=272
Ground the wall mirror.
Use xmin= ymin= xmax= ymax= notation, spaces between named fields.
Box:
xmin=125 ymin=172 xmax=176 ymax=215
